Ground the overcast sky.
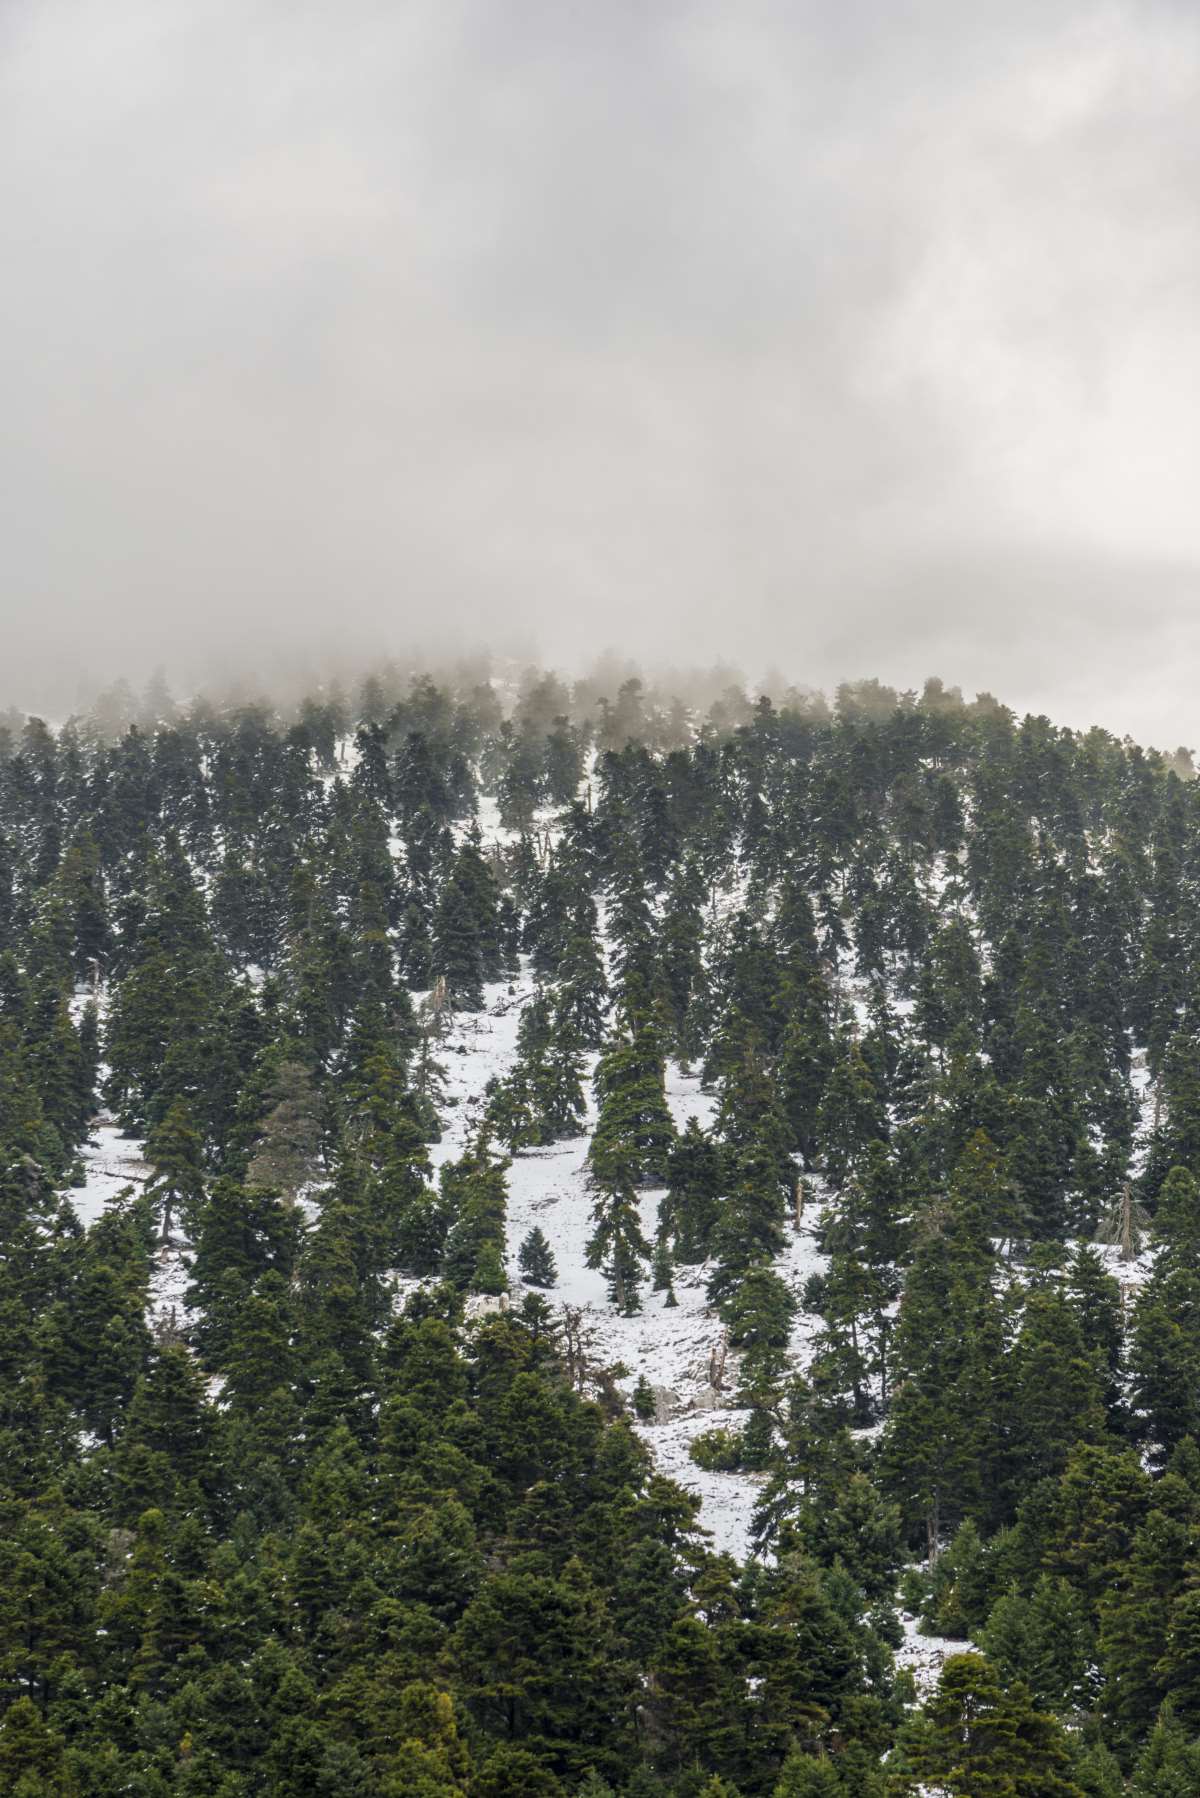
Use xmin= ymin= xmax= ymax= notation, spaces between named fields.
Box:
xmin=3 ymin=0 xmax=1199 ymax=741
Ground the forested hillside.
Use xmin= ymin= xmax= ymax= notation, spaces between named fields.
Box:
xmin=5 ymin=666 xmax=1200 ymax=1795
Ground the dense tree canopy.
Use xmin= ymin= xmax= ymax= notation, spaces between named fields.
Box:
xmin=1 ymin=666 xmax=1199 ymax=1792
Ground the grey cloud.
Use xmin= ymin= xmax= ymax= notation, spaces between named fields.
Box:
xmin=2 ymin=0 xmax=1199 ymax=743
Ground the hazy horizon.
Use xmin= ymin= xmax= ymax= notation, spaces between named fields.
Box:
xmin=4 ymin=0 xmax=1199 ymax=746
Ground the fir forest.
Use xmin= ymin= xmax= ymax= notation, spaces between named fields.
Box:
xmin=4 ymin=663 xmax=1200 ymax=1798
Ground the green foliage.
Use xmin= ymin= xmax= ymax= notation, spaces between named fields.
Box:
xmin=589 ymin=1017 xmax=675 ymax=1190
xmin=2 ymin=666 xmax=1200 ymax=1789
xmin=485 ymin=990 xmax=586 ymax=1150
xmin=632 ymin=1374 xmax=657 ymax=1422
xmin=440 ymin=1136 xmax=510 ymax=1295
xmin=689 ymin=1428 xmax=745 ymax=1472
xmin=891 ymin=1651 xmax=1085 ymax=1796
xmin=517 ymin=1225 xmax=558 ymax=1288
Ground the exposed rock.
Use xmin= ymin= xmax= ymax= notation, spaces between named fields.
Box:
xmin=464 ymin=1292 xmax=508 ymax=1320
xmin=651 ymin=1384 xmax=679 ymax=1424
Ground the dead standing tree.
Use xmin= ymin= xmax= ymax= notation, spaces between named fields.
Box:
xmin=708 ymin=1330 xmax=729 ymax=1394
xmin=560 ymin=1305 xmax=597 ymax=1393
xmin=1096 ymin=1183 xmax=1148 ymax=1266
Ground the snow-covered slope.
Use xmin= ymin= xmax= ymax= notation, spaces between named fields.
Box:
xmin=419 ymin=949 xmax=830 ymax=1562
xmin=56 ymin=784 xmax=823 ymax=1561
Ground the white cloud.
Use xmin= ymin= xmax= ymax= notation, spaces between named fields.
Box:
xmin=1 ymin=0 xmax=1199 ymax=741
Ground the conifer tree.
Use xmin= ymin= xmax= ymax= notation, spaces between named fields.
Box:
xmin=589 ymin=1015 xmax=674 ymax=1190
xmin=221 ymin=1271 xmax=296 ymax=1415
xmin=605 ymin=825 xmax=660 ymax=1010
xmin=778 ymin=979 xmax=835 ymax=1165
xmin=186 ymin=1175 xmax=300 ymax=1365
xmin=116 ymin=1344 xmax=216 ymax=1514
xmin=441 ymin=1135 xmax=511 ymax=1295
xmin=711 ymin=1013 xmax=793 ymax=1173
xmin=432 ymin=871 xmax=486 ymax=1012
xmin=980 ymin=1575 xmax=1095 ymax=1711
xmin=518 ymin=1226 xmax=557 ymax=1289
xmin=772 ymin=1751 xmax=846 ymax=1796
xmin=586 ymin=1171 xmax=651 ymax=1316
xmin=1154 ymin=1165 xmax=1200 ymax=1262
xmin=660 ymin=1118 xmax=724 ymax=1263
xmin=658 ymin=853 xmax=708 ymax=1066
xmin=1130 ymin=1265 xmax=1200 ymax=1462
xmin=143 ymin=1097 xmax=205 ymax=1247
xmin=813 ymin=1140 xmax=907 ymax=1412
xmin=1066 ymin=1242 xmax=1125 ymax=1426
xmin=893 ymin=1651 xmax=1084 ymax=1796
xmin=1128 ymin=1702 xmax=1200 ymax=1795
xmin=235 ymin=1042 xmax=325 ymax=1198
xmin=881 ymin=1136 xmax=1007 ymax=1558
xmin=722 ymin=1264 xmax=796 ymax=1400
xmin=815 ymin=1031 xmax=885 ymax=1188
xmin=1007 ymin=1285 xmax=1108 ymax=1494
xmin=707 ymin=1131 xmax=790 ymax=1308
xmin=1162 ymin=1026 xmax=1200 ymax=1174
xmin=486 ymin=990 xmax=586 ymax=1149
xmin=632 ymin=1374 xmax=656 ymax=1423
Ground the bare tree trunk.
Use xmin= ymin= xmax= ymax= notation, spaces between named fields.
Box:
xmin=561 ymin=1306 xmax=586 ymax=1390
xmin=708 ymin=1332 xmax=728 ymax=1392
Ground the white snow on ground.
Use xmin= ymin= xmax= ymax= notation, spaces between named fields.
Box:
xmin=421 ymin=942 xmax=831 ymax=1561
xmin=69 ymin=1116 xmax=195 ymax=1334
xmin=58 ymin=787 xmax=1159 ymax=1576
xmin=65 ymin=975 xmax=195 ymax=1336
xmin=66 ymin=985 xmax=142 ymax=1226
xmin=148 ymin=1238 xmax=195 ymax=1338
xmin=1094 ymin=1241 xmax=1155 ymax=1294
xmin=896 ymin=1612 xmax=975 ymax=1697
xmin=54 ymin=790 xmax=835 ymax=1559
xmin=411 ymin=788 xmax=1167 ymax=1569
xmin=421 ymin=796 xmax=836 ymax=1557
xmin=69 ymin=1119 xmax=146 ymax=1228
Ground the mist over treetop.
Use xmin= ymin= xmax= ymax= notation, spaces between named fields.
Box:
xmin=4 ymin=0 xmax=1200 ymax=741
xmin=5 ymin=660 xmax=1192 ymax=784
